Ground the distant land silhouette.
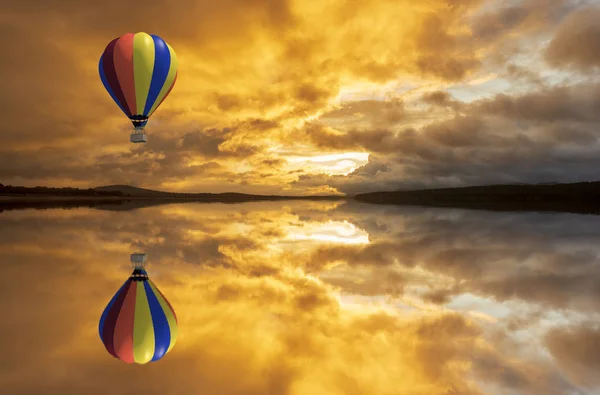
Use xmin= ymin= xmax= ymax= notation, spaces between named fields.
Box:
xmin=0 ymin=184 xmax=344 ymax=211
xmin=354 ymin=181 xmax=600 ymax=214
xmin=93 ymin=185 xmax=341 ymax=200
xmin=2 ymin=181 xmax=600 ymax=214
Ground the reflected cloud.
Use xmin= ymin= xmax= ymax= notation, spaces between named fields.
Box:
xmin=285 ymin=220 xmax=370 ymax=245
xmin=0 ymin=202 xmax=597 ymax=394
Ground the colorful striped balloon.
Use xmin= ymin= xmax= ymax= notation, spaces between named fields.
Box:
xmin=99 ymin=267 xmax=178 ymax=364
xmin=99 ymin=32 xmax=178 ymax=133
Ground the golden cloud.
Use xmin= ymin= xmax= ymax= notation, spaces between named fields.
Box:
xmin=0 ymin=201 xmax=595 ymax=394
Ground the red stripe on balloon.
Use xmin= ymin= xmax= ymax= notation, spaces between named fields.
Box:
xmin=113 ymin=281 xmax=138 ymax=363
xmin=113 ymin=33 xmax=137 ymax=116
xmin=102 ymin=279 xmax=132 ymax=357
xmin=101 ymin=38 xmax=131 ymax=117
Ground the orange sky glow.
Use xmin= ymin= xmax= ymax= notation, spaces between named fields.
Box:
xmin=1 ymin=0 xmax=600 ymax=196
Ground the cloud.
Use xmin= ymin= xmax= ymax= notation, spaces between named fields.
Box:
xmin=320 ymin=99 xmax=405 ymax=129
xmin=470 ymin=0 xmax=582 ymax=42
xmin=2 ymin=0 xmax=600 ymax=195
xmin=0 ymin=203 xmax=523 ymax=395
xmin=0 ymin=0 xmax=495 ymax=192
xmin=473 ymin=82 xmax=600 ymax=122
xmin=546 ymin=6 xmax=600 ymax=71
xmin=421 ymin=90 xmax=461 ymax=109
xmin=1 ymin=199 xmax=598 ymax=393
xmin=310 ymin=204 xmax=600 ymax=315
xmin=471 ymin=5 xmax=532 ymax=40
xmin=294 ymin=80 xmax=600 ymax=194
xmin=546 ymin=324 xmax=600 ymax=389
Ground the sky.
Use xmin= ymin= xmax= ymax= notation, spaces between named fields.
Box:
xmin=2 ymin=0 xmax=600 ymax=195
xmin=1 ymin=201 xmax=600 ymax=394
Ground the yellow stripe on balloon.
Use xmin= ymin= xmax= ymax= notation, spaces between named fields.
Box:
xmin=147 ymin=43 xmax=178 ymax=117
xmin=133 ymin=32 xmax=155 ymax=116
xmin=133 ymin=281 xmax=155 ymax=364
xmin=148 ymin=280 xmax=178 ymax=353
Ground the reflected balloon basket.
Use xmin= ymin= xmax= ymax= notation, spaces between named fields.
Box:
xmin=130 ymin=253 xmax=147 ymax=269
xmin=98 ymin=253 xmax=178 ymax=364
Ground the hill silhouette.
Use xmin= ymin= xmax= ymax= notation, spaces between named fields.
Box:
xmin=93 ymin=184 xmax=308 ymax=200
xmin=0 ymin=183 xmax=343 ymax=210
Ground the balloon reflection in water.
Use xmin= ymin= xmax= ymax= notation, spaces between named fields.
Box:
xmin=98 ymin=253 xmax=178 ymax=364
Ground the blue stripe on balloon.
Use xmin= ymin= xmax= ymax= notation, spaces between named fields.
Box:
xmin=143 ymin=281 xmax=171 ymax=361
xmin=99 ymin=55 xmax=129 ymax=116
xmin=98 ymin=280 xmax=128 ymax=343
xmin=143 ymin=35 xmax=172 ymax=117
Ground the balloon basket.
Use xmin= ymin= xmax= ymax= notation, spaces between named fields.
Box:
xmin=130 ymin=129 xmax=147 ymax=143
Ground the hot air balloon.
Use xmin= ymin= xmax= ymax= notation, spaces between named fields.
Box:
xmin=99 ymin=33 xmax=178 ymax=143
xmin=99 ymin=253 xmax=178 ymax=364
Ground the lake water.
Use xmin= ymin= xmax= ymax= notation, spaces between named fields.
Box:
xmin=0 ymin=201 xmax=598 ymax=395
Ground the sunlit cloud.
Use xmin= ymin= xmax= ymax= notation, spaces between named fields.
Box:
xmin=467 ymin=72 xmax=499 ymax=86
xmin=285 ymin=152 xmax=370 ymax=176
xmin=4 ymin=0 xmax=597 ymax=195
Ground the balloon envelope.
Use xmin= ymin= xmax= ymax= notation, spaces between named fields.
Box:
xmin=99 ymin=268 xmax=178 ymax=364
xmin=99 ymin=32 xmax=178 ymax=130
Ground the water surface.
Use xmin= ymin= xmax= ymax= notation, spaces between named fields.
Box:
xmin=1 ymin=201 xmax=599 ymax=395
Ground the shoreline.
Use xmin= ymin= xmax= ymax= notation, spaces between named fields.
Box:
xmin=4 ymin=180 xmax=600 ymax=216
xmin=0 ymin=194 xmax=347 ymax=210
xmin=1 ymin=194 xmax=600 ymax=215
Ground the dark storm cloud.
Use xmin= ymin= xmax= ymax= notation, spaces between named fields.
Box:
xmin=471 ymin=5 xmax=531 ymax=40
xmin=546 ymin=325 xmax=600 ymax=388
xmin=313 ymin=204 xmax=595 ymax=394
xmin=546 ymin=6 xmax=600 ymax=71
xmin=309 ymin=79 xmax=600 ymax=154
xmin=423 ymin=115 xmax=491 ymax=147
xmin=421 ymin=90 xmax=461 ymax=109
xmin=297 ymin=80 xmax=600 ymax=194
xmin=179 ymin=129 xmax=228 ymax=157
xmin=312 ymin=203 xmax=600 ymax=315
xmin=351 ymin=157 xmax=392 ymax=177
xmin=469 ymin=0 xmax=585 ymax=42
xmin=474 ymin=83 xmax=600 ymax=122
xmin=415 ymin=55 xmax=481 ymax=82
xmin=0 ymin=122 xmax=267 ymax=188
xmin=468 ymin=346 xmax=577 ymax=395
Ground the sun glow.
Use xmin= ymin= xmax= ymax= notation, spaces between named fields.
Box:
xmin=286 ymin=152 xmax=370 ymax=176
